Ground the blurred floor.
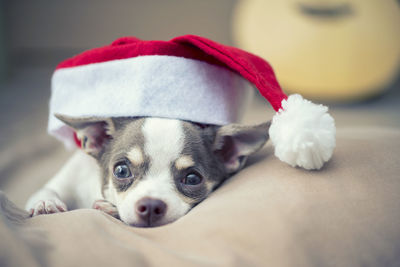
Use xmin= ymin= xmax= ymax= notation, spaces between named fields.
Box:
xmin=0 ymin=68 xmax=70 ymax=207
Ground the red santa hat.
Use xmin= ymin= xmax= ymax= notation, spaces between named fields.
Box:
xmin=49 ymin=35 xmax=335 ymax=170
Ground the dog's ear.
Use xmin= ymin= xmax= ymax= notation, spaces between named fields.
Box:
xmin=55 ymin=114 xmax=116 ymax=158
xmin=213 ymin=121 xmax=270 ymax=174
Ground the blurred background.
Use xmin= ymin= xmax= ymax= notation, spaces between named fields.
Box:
xmin=0 ymin=0 xmax=399 ymax=207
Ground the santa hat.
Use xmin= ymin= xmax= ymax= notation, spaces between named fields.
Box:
xmin=49 ymin=35 xmax=335 ymax=170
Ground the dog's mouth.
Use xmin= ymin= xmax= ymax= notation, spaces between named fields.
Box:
xmin=129 ymin=222 xmax=164 ymax=228
xmin=122 ymin=207 xmax=189 ymax=228
xmin=127 ymin=218 xmax=175 ymax=228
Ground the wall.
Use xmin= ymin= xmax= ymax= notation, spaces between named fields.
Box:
xmin=4 ymin=0 xmax=237 ymax=69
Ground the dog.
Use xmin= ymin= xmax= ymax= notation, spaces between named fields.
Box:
xmin=26 ymin=115 xmax=270 ymax=227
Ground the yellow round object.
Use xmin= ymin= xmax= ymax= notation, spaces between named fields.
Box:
xmin=233 ymin=0 xmax=400 ymax=102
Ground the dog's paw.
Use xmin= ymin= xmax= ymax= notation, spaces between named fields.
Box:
xmin=29 ymin=199 xmax=68 ymax=217
xmin=92 ymin=199 xmax=120 ymax=219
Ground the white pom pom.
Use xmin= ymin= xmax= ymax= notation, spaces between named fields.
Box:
xmin=269 ymin=94 xmax=336 ymax=170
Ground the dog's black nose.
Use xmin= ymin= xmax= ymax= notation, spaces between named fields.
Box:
xmin=135 ymin=197 xmax=167 ymax=226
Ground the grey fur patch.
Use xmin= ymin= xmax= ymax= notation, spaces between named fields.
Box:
xmin=171 ymin=122 xmax=228 ymax=204
xmin=55 ymin=114 xmax=116 ymax=158
xmin=99 ymin=118 xmax=150 ymax=194
xmin=213 ymin=121 xmax=271 ymax=174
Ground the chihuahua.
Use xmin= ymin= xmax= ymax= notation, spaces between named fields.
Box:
xmin=26 ymin=115 xmax=270 ymax=227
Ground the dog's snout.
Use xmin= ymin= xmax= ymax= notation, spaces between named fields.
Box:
xmin=135 ymin=197 xmax=167 ymax=226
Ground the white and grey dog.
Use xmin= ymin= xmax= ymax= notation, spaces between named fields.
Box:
xmin=26 ymin=115 xmax=270 ymax=227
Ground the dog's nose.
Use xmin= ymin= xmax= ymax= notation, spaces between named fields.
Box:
xmin=135 ymin=197 xmax=167 ymax=225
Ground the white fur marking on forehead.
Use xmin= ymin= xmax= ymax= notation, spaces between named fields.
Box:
xmin=175 ymin=156 xmax=194 ymax=170
xmin=127 ymin=146 xmax=144 ymax=166
xmin=142 ymin=118 xmax=184 ymax=173
xmin=115 ymin=118 xmax=189 ymax=226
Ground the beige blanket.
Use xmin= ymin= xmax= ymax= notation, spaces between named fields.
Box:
xmin=1 ymin=126 xmax=399 ymax=267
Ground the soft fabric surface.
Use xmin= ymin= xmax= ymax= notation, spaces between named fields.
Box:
xmin=1 ymin=126 xmax=399 ymax=267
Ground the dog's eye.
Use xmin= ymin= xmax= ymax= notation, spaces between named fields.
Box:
xmin=113 ymin=163 xmax=132 ymax=179
xmin=181 ymin=173 xmax=203 ymax=186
